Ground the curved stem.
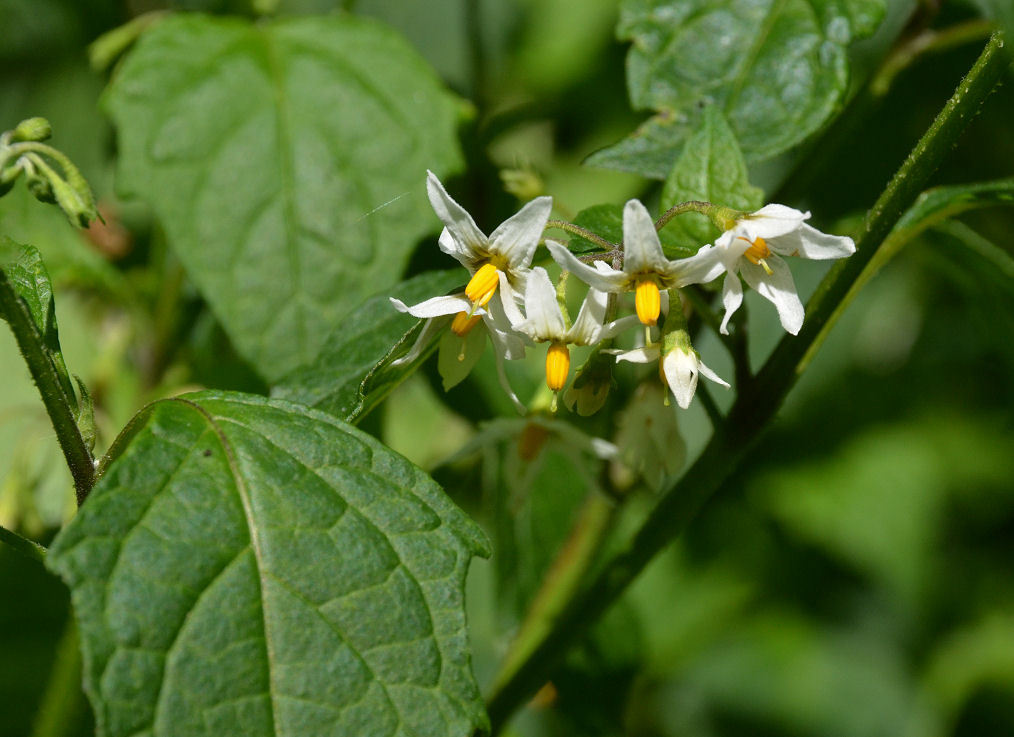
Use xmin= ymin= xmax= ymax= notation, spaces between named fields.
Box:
xmin=482 ymin=33 xmax=1010 ymax=735
xmin=0 ymin=523 xmax=47 ymax=564
xmin=654 ymin=200 xmax=712 ymax=231
xmin=544 ymin=219 xmax=618 ymax=252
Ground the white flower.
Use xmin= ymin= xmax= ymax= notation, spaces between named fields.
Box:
xmin=546 ymin=199 xmax=723 ymax=326
xmin=612 ymin=342 xmax=729 ymax=410
xmin=427 ymin=170 xmax=552 ymax=314
xmin=511 ymin=266 xmax=639 ymax=392
xmin=683 ymin=204 xmax=855 ymax=335
xmin=389 ymin=289 xmax=527 ymax=413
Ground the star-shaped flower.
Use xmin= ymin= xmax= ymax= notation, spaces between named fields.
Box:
xmin=546 ymin=199 xmax=723 ymax=326
xmin=682 ymin=204 xmax=855 ymax=335
xmin=427 ymin=170 xmax=552 ymax=314
xmin=511 ymin=266 xmax=639 ymax=393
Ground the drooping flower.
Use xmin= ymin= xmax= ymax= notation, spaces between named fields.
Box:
xmin=681 ymin=204 xmax=855 ymax=335
xmin=389 ymin=289 xmax=527 ymax=412
xmin=511 ymin=267 xmax=639 ymax=395
xmin=546 ymin=199 xmax=723 ymax=326
xmin=611 ymin=329 xmax=729 ymax=410
xmin=427 ymin=170 xmax=552 ymax=314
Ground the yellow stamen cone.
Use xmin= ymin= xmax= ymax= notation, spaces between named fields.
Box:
xmin=465 ymin=263 xmax=499 ymax=309
xmin=545 ymin=341 xmax=571 ymax=392
xmin=743 ymin=237 xmax=772 ymax=266
xmin=451 ymin=311 xmax=482 ymax=337
xmin=634 ymin=278 xmax=661 ymax=326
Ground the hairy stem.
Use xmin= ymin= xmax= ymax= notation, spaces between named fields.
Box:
xmin=0 ymin=272 xmax=95 ymax=504
xmin=544 ymin=219 xmax=618 ymax=252
xmin=0 ymin=523 xmax=47 ymax=564
xmin=482 ymin=33 xmax=1010 ymax=735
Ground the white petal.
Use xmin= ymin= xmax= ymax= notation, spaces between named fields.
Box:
xmin=546 ymin=240 xmax=627 ymax=292
xmin=493 ymin=345 xmax=527 ymax=414
xmin=488 ymin=195 xmax=553 ymax=270
xmin=610 ymin=346 xmax=660 ymax=364
xmin=662 ymin=349 xmax=698 ymax=410
xmin=485 ymin=306 xmax=528 ymax=359
xmin=515 ymin=266 xmax=566 ymax=341
xmin=589 ymin=438 xmax=619 ymax=460
xmin=496 ymin=272 xmax=526 ymax=328
xmin=598 ymin=314 xmax=641 ymax=341
xmin=719 ymin=274 xmax=744 ymax=335
xmin=715 ymin=228 xmax=752 ymax=270
xmin=669 ymin=244 xmax=727 ymax=287
xmin=389 ymin=315 xmax=444 ymax=367
xmin=567 ymin=287 xmax=608 ymax=344
xmin=742 ymin=204 xmax=810 ymax=239
xmin=438 ymin=228 xmax=474 ymax=270
xmin=739 ymin=255 xmax=804 ymax=335
xmin=622 ymin=199 xmax=668 ymax=274
xmin=390 ymin=294 xmax=473 ymax=319
xmin=697 ymin=359 xmax=730 ymax=388
xmin=769 ymin=223 xmax=856 ymax=260
xmin=427 ymin=171 xmax=487 ymax=255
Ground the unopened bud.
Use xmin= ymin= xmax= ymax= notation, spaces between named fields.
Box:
xmin=11 ymin=117 xmax=52 ymax=142
xmin=26 ymin=171 xmax=56 ymax=203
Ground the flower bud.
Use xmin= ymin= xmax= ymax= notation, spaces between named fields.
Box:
xmin=11 ymin=117 xmax=52 ymax=142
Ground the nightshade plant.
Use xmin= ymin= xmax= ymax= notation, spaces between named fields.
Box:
xmin=0 ymin=3 xmax=1012 ymax=737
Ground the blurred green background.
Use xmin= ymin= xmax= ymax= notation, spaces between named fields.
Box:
xmin=1 ymin=1 xmax=1013 ymax=736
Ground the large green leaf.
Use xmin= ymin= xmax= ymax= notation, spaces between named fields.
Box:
xmin=659 ymin=106 xmax=763 ymax=249
xmin=47 ymin=391 xmax=491 ymax=737
xmin=587 ymin=0 xmax=885 ymax=178
xmin=105 ymin=14 xmax=465 ymax=380
xmin=272 ymin=270 xmax=463 ymax=422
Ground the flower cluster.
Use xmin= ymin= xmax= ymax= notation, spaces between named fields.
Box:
xmin=393 ymin=172 xmax=855 ymax=414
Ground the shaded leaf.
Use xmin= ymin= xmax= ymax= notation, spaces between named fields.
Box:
xmin=660 ymin=106 xmax=763 ymax=249
xmin=893 ymin=177 xmax=1014 ymax=234
xmin=567 ymin=203 xmax=699 ymax=259
xmin=591 ymin=0 xmax=885 ymax=178
xmin=48 ymin=391 xmax=491 ymax=737
xmin=272 ymin=269 xmax=463 ymax=422
xmin=105 ymin=14 xmax=465 ymax=380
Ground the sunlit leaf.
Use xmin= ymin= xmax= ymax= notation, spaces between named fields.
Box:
xmin=588 ymin=0 xmax=885 ymax=178
xmin=48 ymin=391 xmax=491 ymax=737
xmin=660 ymin=106 xmax=763 ymax=249
xmin=105 ymin=14 xmax=465 ymax=380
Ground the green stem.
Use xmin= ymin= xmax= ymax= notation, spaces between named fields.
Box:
xmin=0 ymin=272 xmax=94 ymax=504
xmin=30 ymin=616 xmax=86 ymax=737
xmin=0 ymin=523 xmax=47 ymax=564
xmin=482 ymin=33 xmax=1010 ymax=735
xmin=653 ymin=200 xmax=712 ymax=231
xmin=544 ymin=219 xmax=618 ymax=252
xmin=489 ymin=493 xmax=615 ymax=694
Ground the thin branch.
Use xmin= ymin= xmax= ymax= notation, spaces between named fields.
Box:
xmin=544 ymin=219 xmax=618 ymax=252
xmin=481 ymin=33 xmax=1010 ymax=735
xmin=0 ymin=523 xmax=47 ymax=564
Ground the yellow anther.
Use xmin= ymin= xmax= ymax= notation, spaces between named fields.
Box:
xmin=545 ymin=341 xmax=571 ymax=393
xmin=451 ymin=311 xmax=481 ymax=337
xmin=634 ymin=278 xmax=661 ymax=326
xmin=741 ymin=236 xmax=774 ymax=274
xmin=465 ymin=263 xmax=500 ymax=309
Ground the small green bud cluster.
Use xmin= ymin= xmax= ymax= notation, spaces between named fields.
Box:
xmin=0 ymin=117 xmax=99 ymax=227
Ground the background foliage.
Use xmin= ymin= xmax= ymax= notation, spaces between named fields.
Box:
xmin=0 ymin=0 xmax=1012 ymax=736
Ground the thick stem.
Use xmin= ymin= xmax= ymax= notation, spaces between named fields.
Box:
xmin=481 ymin=33 xmax=1010 ymax=735
xmin=653 ymin=200 xmax=712 ymax=231
xmin=0 ymin=272 xmax=94 ymax=504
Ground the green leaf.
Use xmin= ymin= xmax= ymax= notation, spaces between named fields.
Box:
xmin=660 ymin=106 xmax=763 ymax=249
xmin=590 ymin=0 xmax=886 ymax=179
xmin=566 ymin=203 xmax=699 ymax=259
xmin=272 ymin=269 xmax=463 ymax=422
xmin=0 ymin=239 xmax=74 ymax=404
xmin=893 ymin=177 xmax=1014 ymax=234
xmin=105 ymin=14 xmax=465 ymax=381
xmin=47 ymin=390 xmax=491 ymax=737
